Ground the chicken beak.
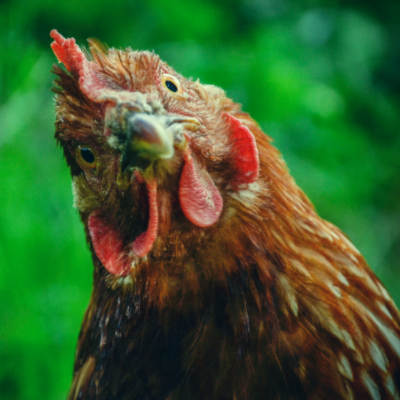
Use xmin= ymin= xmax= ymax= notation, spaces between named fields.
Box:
xmin=120 ymin=113 xmax=174 ymax=172
xmin=119 ymin=113 xmax=200 ymax=173
xmin=102 ymin=92 xmax=200 ymax=189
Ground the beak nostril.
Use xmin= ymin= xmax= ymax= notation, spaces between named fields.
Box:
xmin=168 ymin=116 xmax=201 ymax=132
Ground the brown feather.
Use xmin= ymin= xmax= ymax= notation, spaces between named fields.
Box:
xmin=51 ymin=32 xmax=400 ymax=399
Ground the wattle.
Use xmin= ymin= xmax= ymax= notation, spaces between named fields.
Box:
xmin=88 ymin=179 xmax=159 ymax=276
xmin=88 ymin=212 xmax=132 ymax=276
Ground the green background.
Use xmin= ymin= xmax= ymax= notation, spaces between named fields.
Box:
xmin=1 ymin=0 xmax=399 ymax=399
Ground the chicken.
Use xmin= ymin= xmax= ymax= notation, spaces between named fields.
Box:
xmin=50 ymin=30 xmax=400 ymax=400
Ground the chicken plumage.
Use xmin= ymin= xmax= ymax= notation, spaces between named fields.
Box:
xmin=50 ymin=30 xmax=400 ymax=400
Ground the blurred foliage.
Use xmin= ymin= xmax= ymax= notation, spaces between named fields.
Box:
xmin=1 ymin=0 xmax=399 ymax=399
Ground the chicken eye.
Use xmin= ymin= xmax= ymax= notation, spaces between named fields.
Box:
xmin=81 ymin=147 xmax=95 ymax=163
xmin=165 ymin=80 xmax=178 ymax=92
xmin=161 ymin=74 xmax=183 ymax=95
xmin=76 ymin=146 xmax=97 ymax=169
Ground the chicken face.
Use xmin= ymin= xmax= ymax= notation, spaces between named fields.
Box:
xmin=51 ymin=30 xmax=259 ymax=278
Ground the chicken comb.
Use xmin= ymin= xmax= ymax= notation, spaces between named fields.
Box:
xmin=50 ymin=30 xmax=110 ymax=103
xmin=50 ymin=30 xmax=87 ymax=76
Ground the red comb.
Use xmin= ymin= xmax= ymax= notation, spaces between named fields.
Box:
xmin=50 ymin=30 xmax=111 ymax=103
xmin=50 ymin=30 xmax=87 ymax=76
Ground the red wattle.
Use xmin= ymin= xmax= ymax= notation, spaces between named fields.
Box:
xmin=179 ymin=151 xmax=223 ymax=227
xmin=88 ymin=180 xmax=159 ymax=275
xmin=88 ymin=213 xmax=131 ymax=276
xmin=132 ymin=180 xmax=159 ymax=257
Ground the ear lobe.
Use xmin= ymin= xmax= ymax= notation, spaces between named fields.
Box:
xmin=225 ymin=113 xmax=259 ymax=189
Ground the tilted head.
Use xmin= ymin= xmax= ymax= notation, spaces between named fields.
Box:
xmin=51 ymin=31 xmax=266 ymax=297
xmin=51 ymin=33 xmax=400 ymax=400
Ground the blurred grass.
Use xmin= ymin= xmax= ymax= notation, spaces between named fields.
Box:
xmin=1 ymin=1 xmax=399 ymax=399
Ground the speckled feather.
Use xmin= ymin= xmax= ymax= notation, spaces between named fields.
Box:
xmin=51 ymin=33 xmax=400 ymax=400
